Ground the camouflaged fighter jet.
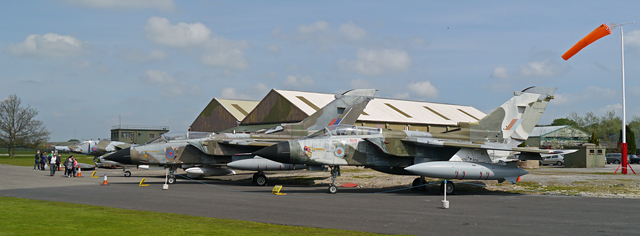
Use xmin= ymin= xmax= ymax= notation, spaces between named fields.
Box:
xmin=255 ymin=87 xmax=574 ymax=194
xmin=104 ymin=89 xmax=377 ymax=184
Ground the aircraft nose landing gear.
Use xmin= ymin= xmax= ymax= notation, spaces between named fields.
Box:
xmin=328 ymin=165 xmax=341 ymax=194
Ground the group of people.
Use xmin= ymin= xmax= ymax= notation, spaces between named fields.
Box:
xmin=34 ymin=150 xmax=80 ymax=177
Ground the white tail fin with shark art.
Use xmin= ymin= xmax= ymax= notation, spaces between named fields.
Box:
xmin=470 ymin=87 xmax=557 ymax=146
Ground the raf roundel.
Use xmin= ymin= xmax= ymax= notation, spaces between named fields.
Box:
xmin=91 ymin=146 xmax=98 ymax=152
xmin=166 ymin=150 xmax=176 ymax=158
xmin=334 ymin=147 xmax=345 ymax=157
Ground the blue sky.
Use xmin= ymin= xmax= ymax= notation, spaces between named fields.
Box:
xmin=2 ymin=1 xmax=640 ymax=141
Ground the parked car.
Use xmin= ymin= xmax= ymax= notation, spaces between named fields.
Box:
xmin=630 ymin=155 xmax=640 ymax=164
xmin=605 ymin=153 xmax=632 ymax=164
xmin=539 ymin=154 xmax=564 ymax=166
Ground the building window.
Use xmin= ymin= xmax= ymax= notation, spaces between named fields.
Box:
xmin=149 ymin=134 xmax=155 ymax=139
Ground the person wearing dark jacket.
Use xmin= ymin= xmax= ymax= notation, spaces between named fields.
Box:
xmin=34 ymin=150 xmax=40 ymax=170
xmin=55 ymin=153 xmax=61 ymax=172
xmin=40 ymin=152 xmax=47 ymax=170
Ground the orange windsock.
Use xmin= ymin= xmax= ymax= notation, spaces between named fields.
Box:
xmin=562 ymin=23 xmax=612 ymax=60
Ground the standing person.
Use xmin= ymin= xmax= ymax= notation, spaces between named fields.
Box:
xmin=55 ymin=153 xmax=61 ymax=172
xmin=34 ymin=150 xmax=40 ymax=170
xmin=49 ymin=154 xmax=57 ymax=176
xmin=72 ymin=157 xmax=78 ymax=177
xmin=64 ymin=156 xmax=73 ymax=177
xmin=40 ymin=152 xmax=47 ymax=170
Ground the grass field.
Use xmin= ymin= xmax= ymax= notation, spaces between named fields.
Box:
xmin=0 ymin=196 xmax=383 ymax=236
xmin=0 ymin=160 xmax=387 ymax=235
xmin=0 ymin=153 xmax=95 ymax=167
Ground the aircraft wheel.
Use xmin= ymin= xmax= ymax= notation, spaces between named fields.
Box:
xmin=328 ymin=184 xmax=338 ymax=194
xmin=168 ymin=177 xmax=176 ymax=184
xmin=440 ymin=181 xmax=455 ymax=195
xmin=254 ymin=174 xmax=268 ymax=186
xmin=124 ymin=171 xmax=131 ymax=177
xmin=411 ymin=178 xmax=425 ymax=191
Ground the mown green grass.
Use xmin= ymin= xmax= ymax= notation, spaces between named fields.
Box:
xmin=0 ymin=154 xmax=95 ymax=166
xmin=0 ymin=196 xmax=386 ymax=236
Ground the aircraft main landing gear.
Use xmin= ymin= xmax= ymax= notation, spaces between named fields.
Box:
xmin=440 ymin=180 xmax=455 ymax=195
xmin=252 ymin=172 xmax=268 ymax=186
xmin=328 ymin=165 xmax=341 ymax=194
xmin=411 ymin=176 xmax=427 ymax=191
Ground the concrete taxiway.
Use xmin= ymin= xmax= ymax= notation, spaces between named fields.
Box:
xmin=1 ymin=164 xmax=639 ymax=235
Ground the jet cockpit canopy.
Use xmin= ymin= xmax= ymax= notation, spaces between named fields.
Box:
xmin=145 ymin=132 xmax=211 ymax=144
xmin=306 ymin=125 xmax=382 ymax=139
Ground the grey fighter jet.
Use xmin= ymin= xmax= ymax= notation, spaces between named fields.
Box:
xmin=70 ymin=139 xmax=131 ymax=157
xmin=105 ymin=89 xmax=377 ymax=184
xmin=255 ymin=87 xmax=574 ymax=194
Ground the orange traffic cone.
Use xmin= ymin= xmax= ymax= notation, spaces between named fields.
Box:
xmin=101 ymin=173 xmax=109 ymax=186
xmin=58 ymin=165 xmax=62 ymax=171
xmin=77 ymin=167 xmax=82 ymax=177
xmin=516 ymin=176 xmax=521 ymax=182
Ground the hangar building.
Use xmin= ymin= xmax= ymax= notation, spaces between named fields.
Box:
xmin=526 ymin=125 xmax=589 ymax=149
xmin=111 ymin=125 xmax=170 ymax=144
xmin=190 ymin=98 xmax=260 ymax=133
xmin=190 ymin=89 xmax=486 ymax=133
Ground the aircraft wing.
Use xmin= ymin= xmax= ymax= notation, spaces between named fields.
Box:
xmin=399 ymin=138 xmax=577 ymax=160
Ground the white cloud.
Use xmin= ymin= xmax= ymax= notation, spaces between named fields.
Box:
xmin=339 ymin=22 xmax=367 ymax=41
xmin=143 ymin=70 xmax=174 ymax=84
xmin=144 ymin=17 xmax=249 ymax=71
xmin=141 ymin=70 xmax=201 ymax=98
xmin=4 ymin=33 xmax=89 ymax=58
xmin=220 ymin=87 xmax=250 ymax=100
xmin=298 ymin=21 xmax=330 ymax=34
xmin=519 ymin=60 xmax=566 ymax=77
xmin=282 ymin=21 xmax=367 ymax=44
xmin=408 ymin=80 xmax=439 ymax=99
xmin=349 ymin=78 xmax=372 ymax=89
xmin=120 ymin=48 xmax=167 ymax=62
xmin=491 ymin=66 xmax=510 ymax=79
xmin=283 ymin=75 xmax=315 ymax=87
xmin=220 ymin=83 xmax=270 ymax=100
xmin=599 ymin=103 xmax=622 ymax=114
xmin=267 ymin=45 xmax=279 ymax=54
xmin=64 ymin=0 xmax=177 ymax=11
xmin=552 ymin=86 xmax=617 ymax=107
xmin=551 ymin=93 xmax=571 ymax=106
xmin=339 ymin=48 xmax=412 ymax=76
xmin=145 ymin=17 xmax=211 ymax=48
xmin=393 ymin=92 xmax=410 ymax=99
xmin=201 ymin=49 xmax=248 ymax=70
xmin=626 ymin=30 xmax=640 ymax=51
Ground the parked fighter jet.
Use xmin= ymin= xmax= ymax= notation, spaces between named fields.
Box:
xmin=70 ymin=139 xmax=130 ymax=157
xmin=255 ymin=87 xmax=570 ymax=194
xmin=105 ymin=89 xmax=377 ymax=184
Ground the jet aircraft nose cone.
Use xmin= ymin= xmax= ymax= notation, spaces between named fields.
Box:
xmin=254 ymin=141 xmax=291 ymax=164
xmin=104 ymin=148 xmax=132 ymax=164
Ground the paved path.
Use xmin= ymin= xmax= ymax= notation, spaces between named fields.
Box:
xmin=1 ymin=164 xmax=639 ymax=235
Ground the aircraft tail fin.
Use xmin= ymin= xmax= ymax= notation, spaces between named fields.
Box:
xmin=293 ymin=89 xmax=377 ymax=131
xmin=470 ymin=87 xmax=556 ymax=145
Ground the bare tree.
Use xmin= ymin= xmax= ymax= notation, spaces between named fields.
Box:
xmin=0 ymin=94 xmax=50 ymax=158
